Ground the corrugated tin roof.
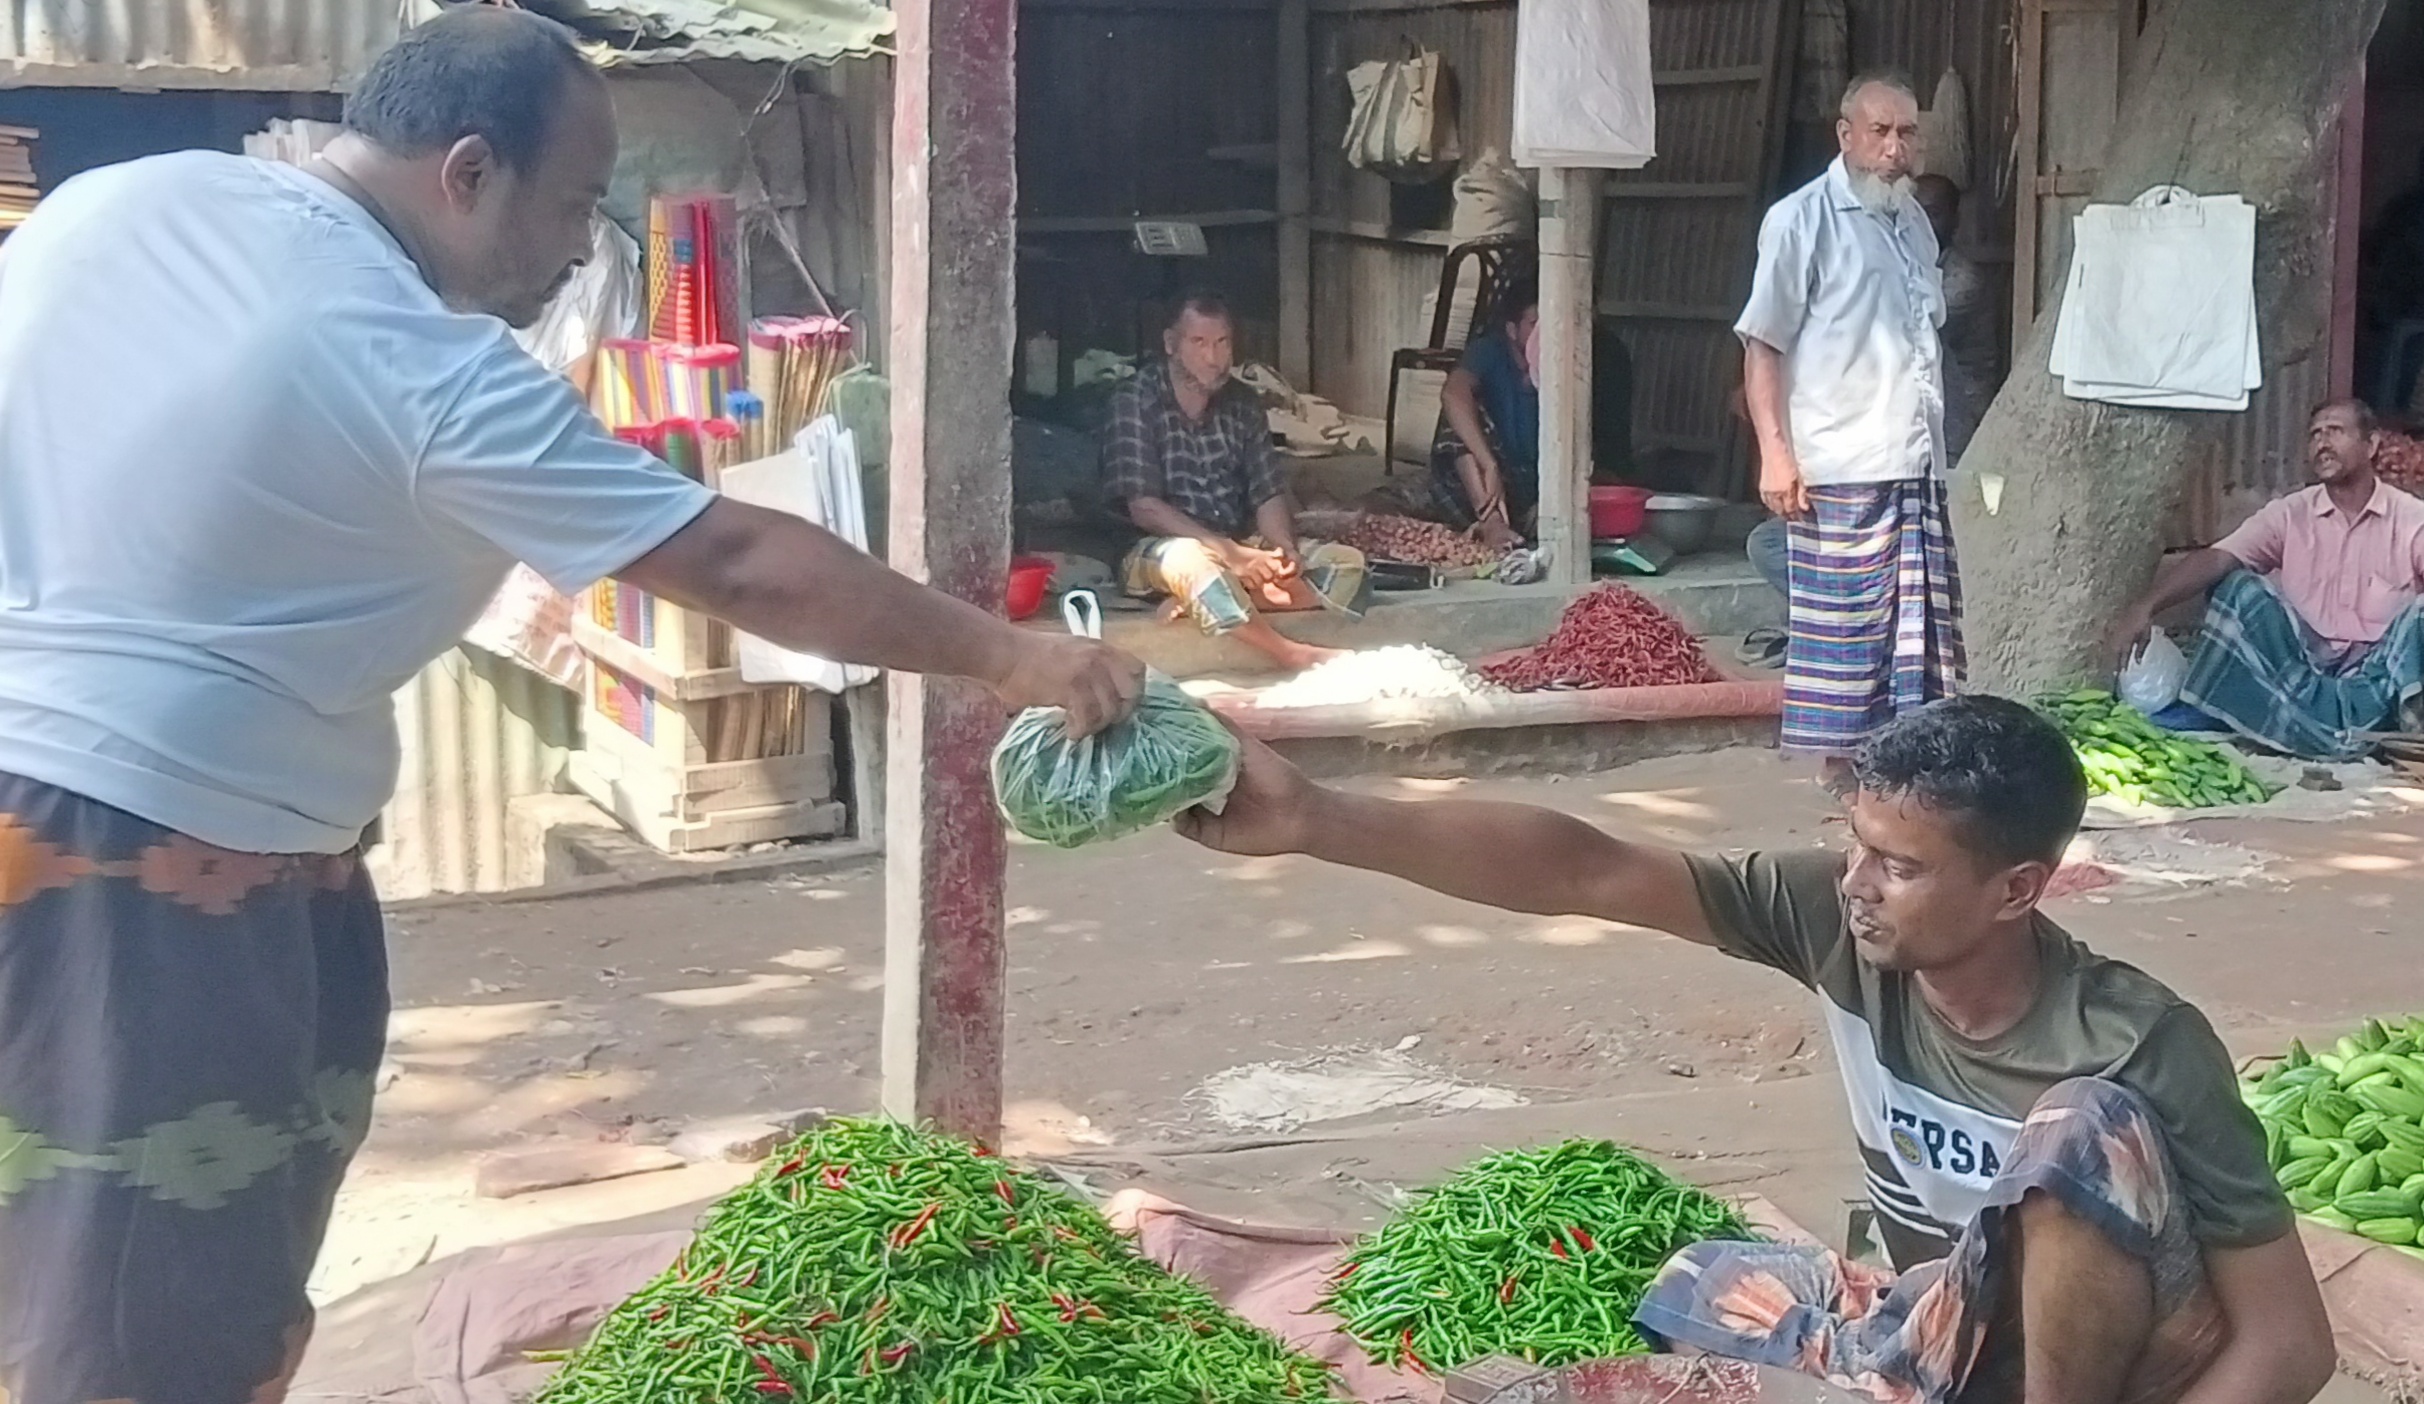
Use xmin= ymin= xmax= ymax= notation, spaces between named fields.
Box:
xmin=0 ymin=0 xmax=893 ymax=91
xmin=540 ymin=0 xmax=893 ymax=69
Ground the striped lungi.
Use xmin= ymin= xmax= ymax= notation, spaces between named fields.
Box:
xmin=0 ymin=771 xmax=388 ymax=1404
xmin=1782 ymin=478 xmax=1966 ymax=755
xmin=2180 ymin=570 xmax=2424 ymax=761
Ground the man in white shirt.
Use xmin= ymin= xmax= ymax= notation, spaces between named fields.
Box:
xmin=0 ymin=12 xmax=1139 ymax=1403
xmin=1738 ymin=74 xmax=1964 ymax=784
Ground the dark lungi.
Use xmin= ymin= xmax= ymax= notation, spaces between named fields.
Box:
xmin=0 ymin=771 xmax=387 ymax=1404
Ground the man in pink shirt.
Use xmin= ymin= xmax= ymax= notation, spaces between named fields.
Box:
xmin=2111 ymin=399 xmax=2424 ymax=758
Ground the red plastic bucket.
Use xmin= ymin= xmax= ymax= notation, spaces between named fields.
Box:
xmin=1587 ymin=484 xmax=1651 ymax=539
xmin=1006 ymin=556 xmax=1056 ymax=621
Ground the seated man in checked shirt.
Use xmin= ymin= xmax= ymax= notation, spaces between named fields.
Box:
xmin=1103 ymin=290 xmax=1364 ymax=675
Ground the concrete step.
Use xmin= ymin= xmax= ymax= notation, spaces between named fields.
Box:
xmin=1043 ymin=553 xmax=1783 ymax=681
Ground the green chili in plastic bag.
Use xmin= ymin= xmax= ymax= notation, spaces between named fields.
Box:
xmin=991 ymin=671 xmax=1240 ymax=848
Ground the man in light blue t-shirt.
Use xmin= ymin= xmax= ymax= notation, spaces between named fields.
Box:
xmin=0 ymin=11 xmax=1140 ymax=1402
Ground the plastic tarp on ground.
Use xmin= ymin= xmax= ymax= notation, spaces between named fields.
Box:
xmin=1511 ymin=0 xmax=1655 ymax=169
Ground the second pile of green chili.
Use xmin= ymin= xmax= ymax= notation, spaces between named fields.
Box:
xmin=1321 ymin=1139 xmax=1753 ymax=1374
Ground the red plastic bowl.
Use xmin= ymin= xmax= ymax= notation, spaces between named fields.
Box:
xmin=1588 ymin=484 xmax=1651 ymax=539
xmin=1006 ymin=556 xmax=1055 ymax=621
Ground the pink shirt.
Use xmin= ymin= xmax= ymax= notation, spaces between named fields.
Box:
xmin=2215 ymin=481 xmax=2424 ymax=647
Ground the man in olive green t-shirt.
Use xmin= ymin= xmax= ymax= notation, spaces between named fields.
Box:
xmin=1178 ymin=696 xmax=2335 ymax=1404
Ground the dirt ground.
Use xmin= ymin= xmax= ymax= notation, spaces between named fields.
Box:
xmin=318 ymin=745 xmax=2424 ymax=1397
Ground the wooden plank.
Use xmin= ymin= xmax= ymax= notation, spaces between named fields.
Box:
xmin=1597 ymin=181 xmax=1756 ymax=201
xmin=883 ymin=0 xmax=1017 ymax=1143
xmin=570 ymin=618 xmax=759 ymax=701
xmin=1017 ymin=208 xmax=1278 ymax=234
xmin=844 ymin=684 xmax=886 ymax=845
xmin=2030 ymin=171 xmax=2097 ymax=198
xmin=1597 ymin=300 xmax=1738 ymax=322
xmin=1308 ymin=0 xmax=1503 ymax=12
xmin=1306 ymin=215 xmax=1458 ymax=248
xmin=1652 ymin=65 xmax=1766 ymax=87
xmin=1206 ymin=678 xmax=1783 ymax=741
xmin=1024 ymin=0 xmax=1272 ymax=9
xmin=2330 ymin=84 xmax=2364 ymax=398
xmin=1275 ymin=0 xmax=1312 ymax=386
xmin=679 ymin=752 xmax=838 ymax=819
xmin=2013 ymin=0 xmax=2047 ymax=359
xmin=1537 ymin=167 xmax=1599 ymax=586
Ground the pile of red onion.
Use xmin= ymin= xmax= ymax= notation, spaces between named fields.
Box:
xmin=1334 ymin=513 xmax=1502 ymax=570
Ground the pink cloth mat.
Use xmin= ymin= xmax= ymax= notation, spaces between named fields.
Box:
xmin=337 ymin=1185 xmax=2421 ymax=1403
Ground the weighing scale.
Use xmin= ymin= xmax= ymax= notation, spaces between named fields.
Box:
xmin=1588 ymin=536 xmax=1675 ymax=576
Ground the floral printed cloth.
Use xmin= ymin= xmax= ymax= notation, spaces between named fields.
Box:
xmin=1634 ymin=1077 xmax=2230 ymax=1404
xmin=0 ymin=771 xmax=387 ymax=1404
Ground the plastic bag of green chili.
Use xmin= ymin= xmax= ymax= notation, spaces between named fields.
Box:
xmin=991 ymin=670 xmax=1240 ymax=849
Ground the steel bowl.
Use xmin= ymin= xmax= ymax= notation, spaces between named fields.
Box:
xmin=1643 ymin=493 xmax=1724 ymax=555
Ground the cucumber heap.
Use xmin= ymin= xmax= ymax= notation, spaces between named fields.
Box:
xmin=2037 ymin=690 xmax=2277 ymax=809
xmin=2243 ymin=1016 xmax=2424 ymax=1253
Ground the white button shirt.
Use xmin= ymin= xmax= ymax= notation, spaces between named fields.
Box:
xmin=1735 ymin=159 xmax=1947 ymax=486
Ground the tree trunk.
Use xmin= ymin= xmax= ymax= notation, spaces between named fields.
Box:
xmin=1950 ymin=0 xmax=2382 ymax=695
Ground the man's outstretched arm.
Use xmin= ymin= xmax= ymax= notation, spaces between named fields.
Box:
xmin=620 ymin=497 xmax=1145 ymax=736
xmin=1178 ymin=731 xmax=1717 ymax=944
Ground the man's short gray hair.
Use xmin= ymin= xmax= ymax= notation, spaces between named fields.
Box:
xmin=1839 ymin=71 xmax=1918 ymax=120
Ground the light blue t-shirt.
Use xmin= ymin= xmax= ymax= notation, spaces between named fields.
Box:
xmin=0 ymin=152 xmax=715 ymax=853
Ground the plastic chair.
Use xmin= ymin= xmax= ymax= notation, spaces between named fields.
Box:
xmin=1382 ymin=233 xmax=1535 ymax=472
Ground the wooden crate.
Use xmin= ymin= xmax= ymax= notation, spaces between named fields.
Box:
xmin=570 ymin=583 xmax=846 ymax=854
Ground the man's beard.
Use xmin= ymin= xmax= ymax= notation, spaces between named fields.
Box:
xmin=1170 ymin=360 xmax=1231 ymax=396
xmin=1845 ymin=166 xmax=1914 ymax=214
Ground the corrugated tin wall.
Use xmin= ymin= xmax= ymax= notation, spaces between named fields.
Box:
xmin=367 ymin=647 xmax=580 ymax=902
xmin=0 ymin=0 xmax=405 ymax=89
xmin=1845 ymin=0 xmax=2023 ymax=363
xmin=1307 ymin=0 xmax=1515 ymax=422
xmin=1016 ymin=1 xmax=1282 ymax=364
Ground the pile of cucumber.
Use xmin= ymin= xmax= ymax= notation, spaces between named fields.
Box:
xmin=2244 ymin=1017 xmax=2424 ymax=1251
xmin=2037 ymin=690 xmax=2277 ymax=809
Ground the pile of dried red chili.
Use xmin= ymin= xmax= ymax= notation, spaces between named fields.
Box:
xmin=1481 ymin=586 xmax=1719 ymax=691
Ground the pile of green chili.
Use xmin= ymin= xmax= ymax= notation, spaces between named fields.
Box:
xmin=534 ymin=1119 xmax=1327 ymax=1403
xmin=1322 ymin=1139 xmax=1754 ymax=1375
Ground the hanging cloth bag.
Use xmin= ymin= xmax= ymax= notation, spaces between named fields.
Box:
xmin=1343 ymin=46 xmax=1461 ymax=184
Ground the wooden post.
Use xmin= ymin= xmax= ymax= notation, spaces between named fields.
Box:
xmin=1275 ymin=0 xmax=1312 ymax=387
xmin=880 ymin=0 xmax=1016 ymax=1141
xmin=1536 ymin=166 xmax=1600 ymax=586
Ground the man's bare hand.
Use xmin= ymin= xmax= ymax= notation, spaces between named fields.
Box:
xmin=2105 ymin=608 xmax=2155 ymax=675
xmin=1473 ymin=519 xmax=1523 ymax=554
xmin=1759 ymin=451 xmax=1810 ymax=521
xmin=1221 ymin=541 xmax=1293 ymax=590
xmin=994 ymin=634 xmax=1146 ymax=737
xmin=1175 ymin=728 xmax=1319 ymax=857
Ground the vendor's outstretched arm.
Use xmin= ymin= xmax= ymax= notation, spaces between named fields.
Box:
xmin=619 ymin=497 xmax=1145 ymax=736
xmin=1178 ymin=731 xmax=1717 ymax=943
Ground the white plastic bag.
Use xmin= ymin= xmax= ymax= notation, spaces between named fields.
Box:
xmin=2118 ymin=630 xmax=2188 ymax=715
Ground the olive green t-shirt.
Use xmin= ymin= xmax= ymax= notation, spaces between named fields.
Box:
xmin=1688 ymin=848 xmax=2292 ymax=1267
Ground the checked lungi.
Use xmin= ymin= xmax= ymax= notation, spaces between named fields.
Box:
xmin=2179 ymin=570 xmax=2424 ymax=761
xmin=1634 ymin=1079 xmax=2228 ymax=1404
xmin=0 ymin=771 xmax=388 ymax=1404
xmin=1782 ymin=479 xmax=1966 ymax=755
